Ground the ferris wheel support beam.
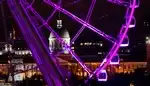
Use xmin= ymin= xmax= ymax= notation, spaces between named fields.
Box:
xmin=70 ymin=0 xmax=97 ymax=44
xmin=7 ymin=0 xmax=67 ymax=86
xmin=44 ymin=0 xmax=116 ymax=43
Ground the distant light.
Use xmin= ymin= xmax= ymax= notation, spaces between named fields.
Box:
xmin=5 ymin=47 xmax=8 ymax=52
xmin=146 ymin=37 xmax=149 ymax=39
xmin=127 ymin=49 xmax=130 ymax=52
xmin=80 ymin=43 xmax=83 ymax=45
xmin=146 ymin=39 xmax=150 ymax=44
xmin=22 ymin=51 xmax=25 ymax=55
xmin=25 ymin=50 xmax=29 ymax=54
xmin=71 ymin=47 xmax=74 ymax=49
xmin=100 ymin=43 xmax=103 ymax=47
xmin=0 ymin=52 xmax=2 ymax=55
xmin=19 ymin=51 xmax=21 ymax=55
xmin=98 ymin=52 xmax=102 ymax=54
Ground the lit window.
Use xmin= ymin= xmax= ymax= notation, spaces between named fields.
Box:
xmin=19 ymin=51 xmax=22 ymax=55
xmin=98 ymin=52 xmax=102 ymax=54
xmin=127 ymin=49 xmax=130 ymax=52
xmin=22 ymin=51 xmax=25 ymax=55
xmin=0 ymin=52 xmax=2 ymax=55
xmin=71 ymin=47 xmax=74 ymax=49
xmin=100 ymin=43 xmax=103 ymax=46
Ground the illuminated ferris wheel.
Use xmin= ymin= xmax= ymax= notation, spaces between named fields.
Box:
xmin=7 ymin=0 xmax=139 ymax=86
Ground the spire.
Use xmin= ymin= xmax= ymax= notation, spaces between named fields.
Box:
xmin=57 ymin=10 xmax=62 ymax=29
xmin=57 ymin=19 xmax=62 ymax=29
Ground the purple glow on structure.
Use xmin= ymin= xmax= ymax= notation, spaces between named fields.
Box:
xmin=46 ymin=0 xmax=62 ymax=23
xmin=95 ymin=0 xmax=136 ymax=78
xmin=44 ymin=0 xmax=116 ymax=43
xmin=13 ymin=0 xmax=137 ymax=84
xmin=103 ymin=55 xmax=120 ymax=65
xmin=10 ymin=0 xmax=69 ymax=85
xmin=120 ymin=35 xmax=129 ymax=47
xmin=97 ymin=70 xmax=107 ymax=81
xmin=24 ymin=0 xmax=34 ymax=10
xmin=130 ymin=0 xmax=140 ymax=8
xmin=125 ymin=16 xmax=136 ymax=28
xmin=21 ymin=0 xmax=91 ymax=74
xmin=110 ymin=54 xmax=120 ymax=65
xmin=71 ymin=0 xmax=96 ymax=44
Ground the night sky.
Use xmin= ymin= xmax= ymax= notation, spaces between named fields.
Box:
xmin=0 ymin=0 xmax=150 ymax=44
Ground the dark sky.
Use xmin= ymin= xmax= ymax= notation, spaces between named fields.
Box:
xmin=0 ymin=0 xmax=150 ymax=45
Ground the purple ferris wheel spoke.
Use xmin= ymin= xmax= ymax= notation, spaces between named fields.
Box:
xmin=24 ymin=0 xmax=35 ymax=10
xmin=44 ymin=0 xmax=116 ymax=43
xmin=71 ymin=0 xmax=97 ymax=45
xmin=44 ymin=24 xmax=92 ymax=75
xmin=21 ymin=0 xmax=62 ymax=29
xmin=20 ymin=0 xmax=92 ymax=74
xmin=46 ymin=0 xmax=62 ymax=23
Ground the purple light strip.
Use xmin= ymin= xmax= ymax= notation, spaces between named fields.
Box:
xmin=24 ymin=0 xmax=35 ymax=10
xmin=46 ymin=0 xmax=62 ymax=23
xmin=7 ymin=1 xmax=56 ymax=85
xmin=20 ymin=1 xmax=68 ymax=85
xmin=44 ymin=0 xmax=115 ymax=43
xmin=107 ymin=0 xmax=129 ymax=7
xmin=95 ymin=0 xmax=136 ymax=77
xmin=22 ymin=1 xmax=91 ymax=74
xmin=22 ymin=0 xmax=62 ymax=29
xmin=71 ymin=0 xmax=96 ymax=44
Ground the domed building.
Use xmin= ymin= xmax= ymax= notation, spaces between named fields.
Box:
xmin=49 ymin=20 xmax=70 ymax=54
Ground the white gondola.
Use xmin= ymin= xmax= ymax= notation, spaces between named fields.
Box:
xmin=97 ymin=69 xmax=108 ymax=81
xmin=120 ymin=35 xmax=129 ymax=47
xmin=130 ymin=0 xmax=140 ymax=8
xmin=125 ymin=8 xmax=136 ymax=28
xmin=125 ymin=16 xmax=136 ymax=28
xmin=110 ymin=54 xmax=120 ymax=65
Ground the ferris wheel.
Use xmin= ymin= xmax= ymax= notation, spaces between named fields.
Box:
xmin=7 ymin=0 xmax=139 ymax=86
